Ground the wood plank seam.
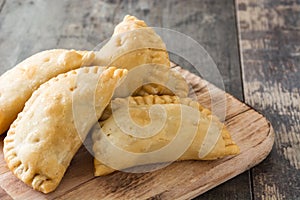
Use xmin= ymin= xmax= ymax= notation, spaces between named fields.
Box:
xmin=247 ymin=168 xmax=254 ymax=200
xmin=233 ymin=0 xmax=256 ymax=199
xmin=233 ymin=0 xmax=246 ymax=103
xmin=52 ymin=177 xmax=98 ymax=200
xmin=0 ymin=0 xmax=6 ymax=14
xmin=0 ymin=185 xmax=12 ymax=200
xmin=225 ymin=107 xmax=251 ymax=121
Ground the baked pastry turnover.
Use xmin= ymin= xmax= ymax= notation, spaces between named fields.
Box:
xmin=0 ymin=49 xmax=95 ymax=134
xmin=92 ymin=95 xmax=240 ymax=176
xmin=93 ymin=15 xmax=189 ymax=97
xmin=93 ymin=15 xmax=170 ymax=71
xmin=3 ymin=66 xmax=127 ymax=193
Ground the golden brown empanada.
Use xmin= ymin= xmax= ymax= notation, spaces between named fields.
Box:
xmin=92 ymin=95 xmax=239 ymax=176
xmin=93 ymin=15 xmax=169 ymax=70
xmin=0 ymin=49 xmax=95 ymax=134
xmin=3 ymin=66 xmax=127 ymax=193
xmin=92 ymin=15 xmax=188 ymax=97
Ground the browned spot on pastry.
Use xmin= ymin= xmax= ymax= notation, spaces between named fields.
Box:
xmin=71 ymin=70 xmax=77 ymax=75
xmin=43 ymin=57 xmax=50 ymax=62
xmin=69 ymin=86 xmax=77 ymax=92
xmin=25 ymin=66 xmax=37 ymax=79
xmin=116 ymin=37 xmax=122 ymax=46
xmin=33 ymin=137 xmax=40 ymax=143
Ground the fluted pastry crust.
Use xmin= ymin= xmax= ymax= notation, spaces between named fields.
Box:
xmin=0 ymin=49 xmax=95 ymax=134
xmin=3 ymin=66 xmax=127 ymax=193
xmin=93 ymin=95 xmax=240 ymax=176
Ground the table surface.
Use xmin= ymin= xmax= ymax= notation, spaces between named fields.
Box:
xmin=0 ymin=0 xmax=299 ymax=199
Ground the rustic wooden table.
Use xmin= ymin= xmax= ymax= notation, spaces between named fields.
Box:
xmin=0 ymin=0 xmax=299 ymax=199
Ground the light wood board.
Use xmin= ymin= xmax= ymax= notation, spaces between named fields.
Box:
xmin=0 ymin=66 xmax=274 ymax=199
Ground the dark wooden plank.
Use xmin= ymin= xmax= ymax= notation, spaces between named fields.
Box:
xmin=0 ymin=0 xmax=249 ymax=199
xmin=0 ymin=0 xmax=243 ymax=98
xmin=160 ymin=0 xmax=243 ymax=101
xmin=0 ymin=0 xmax=66 ymax=73
xmin=195 ymin=171 xmax=252 ymax=200
xmin=236 ymin=0 xmax=300 ymax=199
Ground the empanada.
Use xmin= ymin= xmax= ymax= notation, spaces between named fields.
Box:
xmin=92 ymin=15 xmax=188 ymax=97
xmin=0 ymin=49 xmax=95 ymax=134
xmin=92 ymin=95 xmax=239 ymax=176
xmin=3 ymin=66 xmax=127 ymax=193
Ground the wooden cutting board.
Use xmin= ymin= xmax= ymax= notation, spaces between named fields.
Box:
xmin=0 ymin=66 xmax=274 ymax=200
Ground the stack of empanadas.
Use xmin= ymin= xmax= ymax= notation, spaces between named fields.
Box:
xmin=0 ymin=15 xmax=239 ymax=194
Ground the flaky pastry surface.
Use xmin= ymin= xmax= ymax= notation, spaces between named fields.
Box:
xmin=92 ymin=15 xmax=188 ymax=97
xmin=93 ymin=95 xmax=240 ymax=176
xmin=0 ymin=49 xmax=95 ymax=134
xmin=3 ymin=66 xmax=127 ymax=193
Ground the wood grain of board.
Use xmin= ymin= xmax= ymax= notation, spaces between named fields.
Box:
xmin=236 ymin=0 xmax=300 ymax=199
xmin=0 ymin=67 xmax=274 ymax=199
